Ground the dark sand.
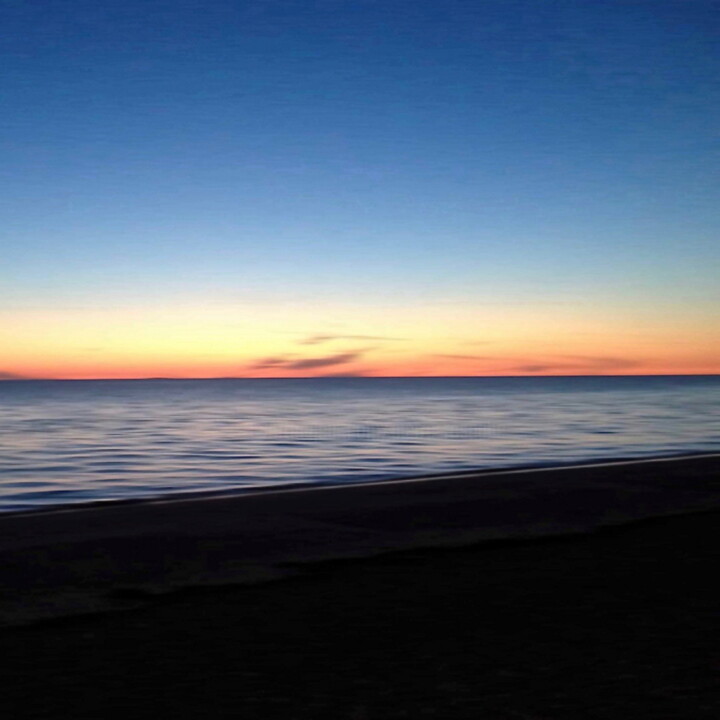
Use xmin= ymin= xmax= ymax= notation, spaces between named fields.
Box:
xmin=1 ymin=455 xmax=719 ymax=718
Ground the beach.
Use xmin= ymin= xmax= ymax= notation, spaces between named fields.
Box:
xmin=1 ymin=455 xmax=719 ymax=718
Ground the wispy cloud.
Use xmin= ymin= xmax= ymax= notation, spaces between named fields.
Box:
xmin=298 ymin=333 xmax=405 ymax=346
xmin=0 ymin=371 xmax=30 ymax=380
xmin=425 ymin=353 xmax=644 ymax=374
xmin=285 ymin=351 xmax=363 ymax=370
xmin=248 ymin=356 xmax=290 ymax=370
xmin=433 ymin=354 xmax=495 ymax=361
xmin=564 ymin=355 xmax=643 ymax=369
xmin=514 ymin=364 xmax=553 ymax=373
xmin=248 ymin=350 xmax=368 ymax=372
xmin=514 ymin=356 xmax=643 ymax=374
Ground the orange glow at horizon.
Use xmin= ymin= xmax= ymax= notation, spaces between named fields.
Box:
xmin=2 ymin=301 xmax=718 ymax=380
xmin=5 ymin=343 xmax=719 ymax=381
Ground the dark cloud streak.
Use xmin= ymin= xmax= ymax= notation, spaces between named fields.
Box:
xmin=248 ymin=356 xmax=290 ymax=369
xmin=515 ymin=356 xmax=643 ymax=373
xmin=285 ymin=351 xmax=362 ymax=370
xmin=247 ymin=349 xmax=368 ymax=372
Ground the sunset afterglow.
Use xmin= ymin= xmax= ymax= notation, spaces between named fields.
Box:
xmin=3 ymin=1 xmax=718 ymax=380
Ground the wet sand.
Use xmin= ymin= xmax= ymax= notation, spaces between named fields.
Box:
xmin=1 ymin=455 xmax=719 ymax=718
xmin=1 ymin=454 xmax=719 ymax=626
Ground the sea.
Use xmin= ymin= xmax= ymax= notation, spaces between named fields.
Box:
xmin=0 ymin=375 xmax=718 ymax=513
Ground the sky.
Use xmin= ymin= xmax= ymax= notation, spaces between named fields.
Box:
xmin=2 ymin=0 xmax=718 ymax=379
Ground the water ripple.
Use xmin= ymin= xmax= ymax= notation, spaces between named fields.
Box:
xmin=0 ymin=376 xmax=718 ymax=511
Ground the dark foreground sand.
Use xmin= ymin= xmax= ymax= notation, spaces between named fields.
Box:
xmin=1 ymin=455 xmax=719 ymax=718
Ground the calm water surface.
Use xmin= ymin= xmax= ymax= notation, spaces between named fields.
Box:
xmin=0 ymin=376 xmax=718 ymax=512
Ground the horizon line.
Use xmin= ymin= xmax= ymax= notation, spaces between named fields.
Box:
xmin=1 ymin=373 xmax=718 ymax=382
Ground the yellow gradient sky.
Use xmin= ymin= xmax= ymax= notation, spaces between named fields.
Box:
xmin=3 ymin=297 xmax=717 ymax=379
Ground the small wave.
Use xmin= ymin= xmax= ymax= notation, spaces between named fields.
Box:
xmin=1 ymin=465 xmax=80 ymax=474
xmin=1 ymin=376 xmax=719 ymax=512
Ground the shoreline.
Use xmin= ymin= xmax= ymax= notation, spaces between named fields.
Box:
xmin=1 ymin=453 xmax=719 ymax=627
xmin=3 ymin=449 xmax=718 ymax=518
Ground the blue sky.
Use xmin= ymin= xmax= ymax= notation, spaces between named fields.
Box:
xmin=2 ymin=0 xmax=718 ymax=377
